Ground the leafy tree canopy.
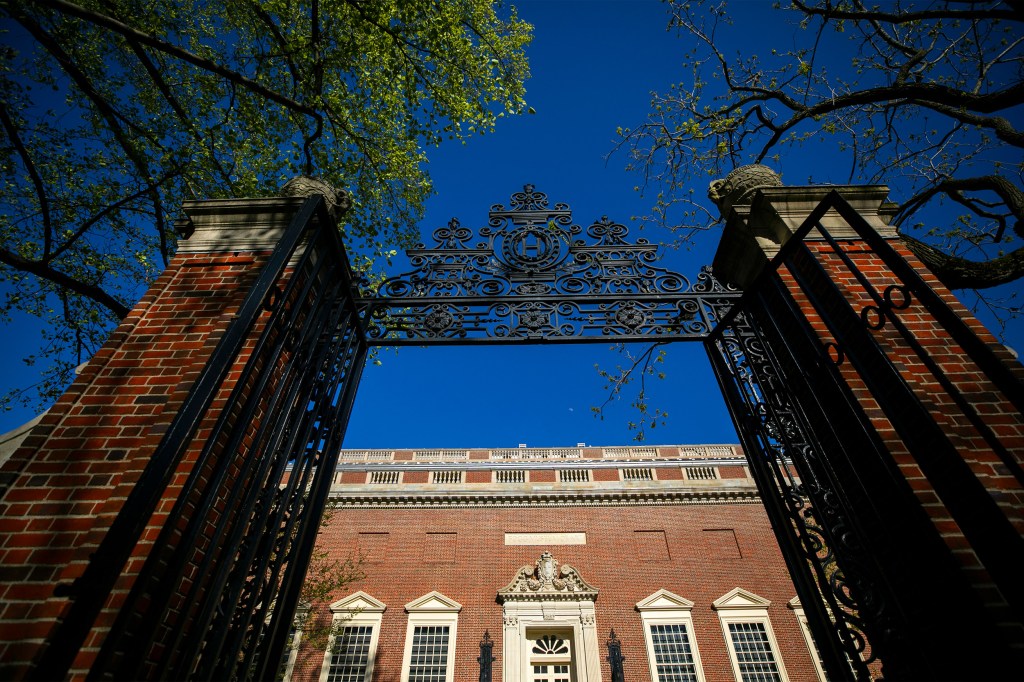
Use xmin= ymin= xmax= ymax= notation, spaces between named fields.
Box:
xmin=618 ymin=0 xmax=1024 ymax=296
xmin=0 ymin=0 xmax=531 ymax=411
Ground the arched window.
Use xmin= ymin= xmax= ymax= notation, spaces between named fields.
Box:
xmin=529 ymin=632 xmax=573 ymax=682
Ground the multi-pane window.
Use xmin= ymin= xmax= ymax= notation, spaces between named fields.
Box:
xmin=727 ymin=622 xmax=783 ymax=682
xmin=650 ymin=623 xmax=699 ymax=682
xmin=408 ymin=625 xmax=451 ymax=682
xmin=536 ymin=663 xmax=570 ymax=679
xmin=713 ymin=588 xmax=788 ymax=682
xmin=321 ymin=592 xmax=385 ymax=682
xmin=637 ymin=590 xmax=706 ymax=682
xmin=326 ymin=626 xmax=374 ymax=682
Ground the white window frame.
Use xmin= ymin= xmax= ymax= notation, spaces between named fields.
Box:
xmin=788 ymin=597 xmax=826 ymax=682
xmin=636 ymin=589 xmax=706 ymax=682
xmin=400 ymin=591 xmax=462 ymax=682
xmin=712 ymin=588 xmax=789 ymax=682
xmin=277 ymin=604 xmax=308 ymax=682
xmin=319 ymin=591 xmax=386 ymax=682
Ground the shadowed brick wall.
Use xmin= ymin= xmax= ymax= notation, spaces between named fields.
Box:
xmin=0 ymin=197 xmax=314 ymax=680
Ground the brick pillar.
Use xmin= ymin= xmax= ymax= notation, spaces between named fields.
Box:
xmin=712 ymin=170 xmax=1024 ymax=678
xmin=0 ymin=197 xmax=315 ymax=680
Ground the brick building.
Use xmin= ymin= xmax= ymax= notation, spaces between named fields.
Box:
xmin=284 ymin=444 xmax=826 ymax=682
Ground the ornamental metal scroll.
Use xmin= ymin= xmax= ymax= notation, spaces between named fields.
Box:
xmin=356 ymin=185 xmax=740 ymax=345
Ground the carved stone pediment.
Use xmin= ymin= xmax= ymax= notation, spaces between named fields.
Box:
xmin=497 ymin=551 xmax=598 ymax=602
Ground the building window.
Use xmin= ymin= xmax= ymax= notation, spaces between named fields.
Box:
xmin=636 ymin=589 xmax=706 ymax=682
xmin=408 ymin=625 xmax=451 ymax=682
xmin=727 ymin=622 xmax=782 ymax=681
xmin=528 ymin=632 xmax=573 ymax=682
xmin=319 ymin=592 xmax=386 ymax=682
xmin=531 ymin=663 xmax=571 ymax=682
xmin=712 ymin=588 xmax=789 ymax=682
xmin=326 ymin=626 xmax=374 ymax=682
xmin=650 ymin=624 xmax=699 ymax=681
xmin=401 ymin=591 xmax=462 ymax=682
xmin=277 ymin=623 xmax=303 ymax=681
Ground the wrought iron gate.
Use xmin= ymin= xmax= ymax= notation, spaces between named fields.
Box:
xmin=46 ymin=186 xmax=1022 ymax=680
xmin=708 ymin=191 xmax=1024 ymax=680
xmin=37 ymin=196 xmax=369 ymax=682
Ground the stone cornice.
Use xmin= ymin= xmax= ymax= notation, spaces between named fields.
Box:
xmin=326 ymin=487 xmax=760 ymax=509
xmin=713 ymin=184 xmax=898 ymax=289
xmin=177 ymin=197 xmax=311 ymax=254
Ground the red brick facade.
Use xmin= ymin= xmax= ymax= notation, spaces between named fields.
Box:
xmin=284 ymin=446 xmax=826 ymax=682
xmin=779 ymin=238 xmax=1024 ymax=630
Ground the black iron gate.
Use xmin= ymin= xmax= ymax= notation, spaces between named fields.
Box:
xmin=47 ymin=186 xmax=1023 ymax=680
xmin=37 ymin=196 xmax=369 ymax=682
xmin=708 ymin=191 xmax=1024 ymax=680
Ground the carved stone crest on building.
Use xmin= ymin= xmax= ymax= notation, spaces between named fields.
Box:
xmin=497 ymin=551 xmax=599 ymax=602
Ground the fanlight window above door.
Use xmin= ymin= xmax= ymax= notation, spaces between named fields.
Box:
xmin=532 ymin=634 xmax=570 ymax=656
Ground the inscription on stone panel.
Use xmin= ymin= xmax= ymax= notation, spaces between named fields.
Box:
xmin=504 ymin=532 xmax=587 ymax=546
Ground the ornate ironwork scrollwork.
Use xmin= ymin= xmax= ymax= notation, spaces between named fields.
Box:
xmin=710 ymin=309 xmax=881 ymax=680
xmin=358 ymin=185 xmax=740 ymax=344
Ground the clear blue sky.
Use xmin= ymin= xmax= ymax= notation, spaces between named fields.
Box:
xmin=1 ymin=1 xmax=1021 ymax=448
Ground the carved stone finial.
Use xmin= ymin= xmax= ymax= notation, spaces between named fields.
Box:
xmin=280 ymin=176 xmax=352 ymax=220
xmin=707 ymin=164 xmax=783 ymax=217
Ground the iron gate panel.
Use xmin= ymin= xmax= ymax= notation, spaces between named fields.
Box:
xmin=41 ymin=196 xmax=369 ymax=682
xmin=707 ymin=191 xmax=1024 ymax=680
xmin=36 ymin=184 xmax=1023 ymax=681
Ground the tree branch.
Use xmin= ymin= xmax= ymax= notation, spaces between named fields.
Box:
xmin=902 ymin=234 xmax=1024 ymax=289
xmin=28 ymin=0 xmax=325 ymax=125
xmin=0 ymin=99 xmax=53 ymax=259
xmin=0 ymin=248 xmax=130 ymax=318
xmin=791 ymin=0 xmax=1024 ymax=24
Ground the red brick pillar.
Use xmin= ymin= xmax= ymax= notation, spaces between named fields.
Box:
xmin=0 ymin=197 xmax=315 ymax=680
xmin=711 ymin=169 xmax=1024 ymax=678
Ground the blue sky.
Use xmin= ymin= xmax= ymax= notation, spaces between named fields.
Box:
xmin=1 ymin=1 xmax=1021 ymax=448
xmin=343 ymin=1 xmax=751 ymax=448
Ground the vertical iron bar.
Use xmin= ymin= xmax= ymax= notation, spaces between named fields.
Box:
xmin=826 ymin=193 xmax=1024 ymax=413
xmin=249 ymin=336 xmax=367 ymax=682
xmin=105 ymin=204 xmax=339 ymax=680
xmin=706 ymin=327 xmax=867 ymax=682
xmin=230 ymin=311 xmax=366 ymax=681
xmin=159 ymin=248 xmax=351 ymax=679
